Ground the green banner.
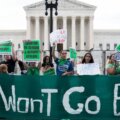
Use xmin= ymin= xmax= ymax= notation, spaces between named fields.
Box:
xmin=0 ymin=41 xmax=12 ymax=55
xmin=0 ymin=75 xmax=120 ymax=120
xmin=23 ymin=40 xmax=40 ymax=61
xmin=70 ymin=48 xmax=77 ymax=59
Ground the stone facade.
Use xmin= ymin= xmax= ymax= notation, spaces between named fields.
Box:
xmin=0 ymin=30 xmax=120 ymax=51
xmin=24 ymin=0 xmax=96 ymax=51
xmin=0 ymin=0 xmax=120 ymax=52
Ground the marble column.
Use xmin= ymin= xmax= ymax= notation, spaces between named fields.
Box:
xmin=88 ymin=16 xmax=94 ymax=50
xmin=80 ymin=16 xmax=85 ymax=50
xmin=63 ymin=16 xmax=67 ymax=50
xmin=44 ymin=16 xmax=49 ymax=50
xmin=72 ymin=16 xmax=76 ymax=49
xmin=35 ymin=17 xmax=40 ymax=39
xmin=26 ymin=16 xmax=31 ymax=39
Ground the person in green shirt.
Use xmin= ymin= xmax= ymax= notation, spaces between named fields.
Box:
xmin=27 ymin=62 xmax=41 ymax=75
xmin=41 ymin=56 xmax=55 ymax=75
xmin=106 ymin=54 xmax=120 ymax=75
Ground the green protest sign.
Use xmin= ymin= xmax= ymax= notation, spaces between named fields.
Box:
xmin=0 ymin=41 xmax=12 ymax=55
xmin=115 ymin=44 xmax=120 ymax=52
xmin=70 ymin=48 xmax=77 ymax=59
xmin=23 ymin=40 xmax=40 ymax=61
xmin=0 ymin=75 xmax=120 ymax=120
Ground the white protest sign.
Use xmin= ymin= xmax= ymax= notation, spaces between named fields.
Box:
xmin=50 ymin=29 xmax=67 ymax=46
xmin=77 ymin=63 xmax=101 ymax=75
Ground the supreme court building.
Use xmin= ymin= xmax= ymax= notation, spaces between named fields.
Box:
xmin=0 ymin=0 xmax=120 ymax=52
xmin=24 ymin=0 xmax=96 ymax=51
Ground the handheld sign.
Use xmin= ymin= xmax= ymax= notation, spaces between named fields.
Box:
xmin=115 ymin=44 xmax=120 ymax=52
xmin=114 ymin=52 xmax=120 ymax=61
xmin=50 ymin=29 xmax=67 ymax=46
xmin=23 ymin=40 xmax=40 ymax=62
xmin=77 ymin=63 xmax=101 ymax=75
xmin=0 ymin=40 xmax=12 ymax=55
xmin=70 ymin=48 xmax=77 ymax=59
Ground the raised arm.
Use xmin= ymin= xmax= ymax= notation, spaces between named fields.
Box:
xmin=37 ymin=62 xmax=41 ymax=70
xmin=12 ymin=43 xmax=17 ymax=61
xmin=52 ymin=45 xmax=57 ymax=60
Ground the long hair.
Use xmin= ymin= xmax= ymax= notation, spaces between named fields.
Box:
xmin=42 ymin=56 xmax=53 ymax=67
xmin=108 ymin=54 xmax=115 ymax=64
xmin=82 ymin=52 xmax=94 ymax=63
xmin=0 ymin=64 xmax=8 ymax=73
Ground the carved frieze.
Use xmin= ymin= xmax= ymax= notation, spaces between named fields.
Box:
xmin=25 ymin=0 xmax=95 ymax=10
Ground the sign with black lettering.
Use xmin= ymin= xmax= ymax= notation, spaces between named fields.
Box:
xmin=23 ymin=40 xmax=40 ymax=61
xmin=0 ymin=40 xmax=12 ymax=55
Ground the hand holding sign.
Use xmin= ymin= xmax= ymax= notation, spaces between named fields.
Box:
xmin=23 ymin=40 xmax=40 ymax=62
xmin=115 ymin=44 xmax=120 ymax=52
xmin=0 ymin=40 xmax=12 ymax=55
xmin=77 ymin=63 xmax=101 ymax=75
xmin=70 ymin=48 xmax=77 ymax=59
xmin=50 ymin=29 xmax=67 ymax=46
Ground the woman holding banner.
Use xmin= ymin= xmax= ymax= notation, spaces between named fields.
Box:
xmin=41 ymin=56 xmax=55 ymax=75
xmin=76 ymin=52 xmax=101 ymax=75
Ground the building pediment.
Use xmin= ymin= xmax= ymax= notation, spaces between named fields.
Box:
xmin=24 ymin=0 xmax=96 ymax=11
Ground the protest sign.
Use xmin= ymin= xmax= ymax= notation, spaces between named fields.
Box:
xmin=0 ymin=40 xmax=12 ymax=55
xmin=115 ymin=44 xmax=120 ymax=52
xmin=23 ymin=40 xmax=40 ymax=61
xmin=77 ymin=63 xmax=101 ymax=75
xmin=70 ymin=48 xmax=77 ymax=59
xmin=114 ymin=52 xmax=120 ymax=61
xmin=50 ymin=29 xmax=67 ymax=46
xmin=0 ymin=75 xmax=120 ymax=120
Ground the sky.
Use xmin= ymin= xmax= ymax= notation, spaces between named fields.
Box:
xmin=0 ymin=0 xmax=120 ymax=30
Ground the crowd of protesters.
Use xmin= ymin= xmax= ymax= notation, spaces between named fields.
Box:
xmin=0 ymin=44 xmax=120 ymax=76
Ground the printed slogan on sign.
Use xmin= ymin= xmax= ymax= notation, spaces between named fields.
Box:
xmin=23 ymin=40 xmax=40 ymax=61
xmin=0 ymin=40 xmax=12 ymax=55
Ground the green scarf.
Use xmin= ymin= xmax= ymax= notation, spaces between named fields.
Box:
xmin=43 ymin=68 xmax=55 ymax=75
xmin=59 ymin=59 xmax=67 ymax=66
xmin=27 ymin=67 xmax=39 ymax=75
